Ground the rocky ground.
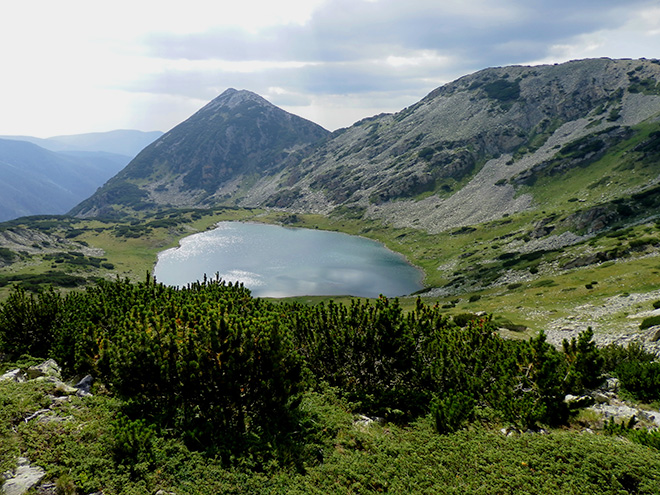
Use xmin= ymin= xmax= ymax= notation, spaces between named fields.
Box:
xmin=0 ymin=360 xmax=94 ymax=495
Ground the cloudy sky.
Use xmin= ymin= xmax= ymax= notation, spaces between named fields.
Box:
xmin=2 ymin=0 xmax=660 ymax=137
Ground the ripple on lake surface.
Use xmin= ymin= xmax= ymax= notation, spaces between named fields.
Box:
xmin=154 ymin=222 xmax=423 ymax=298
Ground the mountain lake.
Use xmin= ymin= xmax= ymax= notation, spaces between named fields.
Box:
xmin=153 ymin=221 xmax=424 ymax=298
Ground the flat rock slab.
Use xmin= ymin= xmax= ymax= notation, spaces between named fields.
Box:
xmin=2 ymin=463 xmax=46 ymax=495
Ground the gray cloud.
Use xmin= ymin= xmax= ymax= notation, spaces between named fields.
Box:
xmin=145 ymin=0 xmax=647 ymax=64
xmin=131 ymin=0 xmax=659 ymax=129
xmin=124 ymin=58 xmax=438 ymax=101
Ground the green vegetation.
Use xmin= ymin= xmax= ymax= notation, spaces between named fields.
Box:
xmin=641 ymin=315 xmax=660 ymax=330
xmin=0 ymin=278 xmax=659 ymax=493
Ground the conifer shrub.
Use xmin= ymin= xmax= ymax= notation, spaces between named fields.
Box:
xmin=0 ymin=278 xmax=608 ymax=450
xmin=600 ymin=341 xmax=655 ymax=373
xmin=452 ymin=312 xmax=479 ymax=327
xmin=292 ymin=296 xmax=428 ymax=418
xmin=0 ymin=287 xmax=62 ymax=359
xmin=640 ymin=314 xmax=660 ymax=329
xmin=562 ymin=327 xmax=604 ymax=392
xmin=615 ymin=361 xmax=660 ymax=403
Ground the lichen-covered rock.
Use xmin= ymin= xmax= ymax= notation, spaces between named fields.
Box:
xmin=0 ymin=370 xmax=26 ymax=383
xmin=26 ymin=360 xmax=61 ymax=380
xmin=1 ymin=458 xmax=45 ymax=495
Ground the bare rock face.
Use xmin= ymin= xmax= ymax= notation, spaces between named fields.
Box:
xmin=71 ymin=88 xmax=329 ymax=217
xmin=2 ymin=458 xmax=45 ymax=495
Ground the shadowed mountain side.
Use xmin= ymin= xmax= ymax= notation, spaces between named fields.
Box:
xmin=0 ymin=139 xmax=130 ymax=221
xmin=71 ymin=89 xmax=329 ymax=217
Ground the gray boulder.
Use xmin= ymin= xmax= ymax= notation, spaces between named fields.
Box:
xmin=74 ymin=375 xmax=94 ymax=397
xmin=0 ymin=370 xmax=26 ymax=383
xmin=26 ymin=360 xmax=60 ymax=380
xmin=2 ymin=458 xmax=45 ymax=495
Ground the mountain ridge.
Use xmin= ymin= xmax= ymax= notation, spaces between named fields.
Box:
xmin=0 ymin=129 xmax=163 ymax=156
xmin=71 ymin=57 xmax=660 ymax=235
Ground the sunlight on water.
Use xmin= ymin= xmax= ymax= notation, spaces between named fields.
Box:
xmin=154 ymin=222 xmax=423 ymax=298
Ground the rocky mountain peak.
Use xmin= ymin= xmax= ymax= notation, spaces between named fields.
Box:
xmin=196 ymin=88 xmax=274 ymax=114
xmin=70 ymin=87 xmax=330 ymax=217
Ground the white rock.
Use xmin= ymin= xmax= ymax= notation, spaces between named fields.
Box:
xmin=0 ymin=370 xmax=26 ymax=383
xmin=2 ymin=462 xmax=45 ymax=495
xmin=26 ymin=360 xmax=60 ymax=380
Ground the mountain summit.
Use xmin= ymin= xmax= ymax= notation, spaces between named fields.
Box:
xmin=71 ymin=89 xmax=329 ymax=217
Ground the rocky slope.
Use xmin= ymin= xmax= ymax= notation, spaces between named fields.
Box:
xmin=72 ymin=59 xmax=660 ymax=236
xmin=71 ymin=89 xmax=329 ymax=217
xmin=244 ymin=58 xmax=660 ymax=231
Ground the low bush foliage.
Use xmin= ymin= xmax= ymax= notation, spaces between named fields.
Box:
xmin=1 ymin=277 xmax=660 ymax=492
xmin=0 ymin=277 xmax=655 ymax=455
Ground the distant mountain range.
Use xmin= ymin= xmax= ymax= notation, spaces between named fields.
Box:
xmin=0 ymin=130 xmax=164 ymax=157
xmin=0 ymin=130 xmax=162 ymax=221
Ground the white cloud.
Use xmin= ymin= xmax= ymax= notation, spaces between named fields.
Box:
xmin=0 ymin=0 xmax=658 ymax=136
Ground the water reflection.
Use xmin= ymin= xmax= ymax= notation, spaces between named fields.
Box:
xmin=154 ymin=222 xmax=423 ymax=298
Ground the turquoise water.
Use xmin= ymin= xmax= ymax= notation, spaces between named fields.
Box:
xmin=153 ymin=222 xmax=423 ymax=298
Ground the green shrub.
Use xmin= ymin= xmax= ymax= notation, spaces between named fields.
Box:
xmin=615 ymin=361 xmax=660 ymax=403
xmin=562 ymin=327 xmax=604 ymax=392
xmin=0 ymin=248 xmax=16 ymax=264
xmin=453 ymin=313 xmax=480 ymax=327
xmin=0 ymin=287 xmax=62 ymax=359
xmin=605 ymin=416 xmax=660 ymax=451
xmin=111 ymin=413 xmax=157 ymax=466
xmin=431 ymin=390 xmax=475 ymax=434
xmin=640 ymin=315 xmax=660 ymax=329
xmin=483 ymin=79 xmax=521 ymax=102
xmin=600 ymin=341 xmax=656 ymax=372
xmin=293 ymin=296 xmax=429 ymax=418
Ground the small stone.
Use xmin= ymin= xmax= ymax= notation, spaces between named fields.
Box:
xmin=36 ymin=482 xmax=57 ymax=495
xmin=74 ymin=375 xmax=94 ymax=397
xmin=34 ymin=377 xmax=77 ymax=395
xmin=564 ymin=394 xmax=594 ymax=408
xmin=591 ymin=392 xmax=610 ymax=404
xmin=604 ymin=377 xmax=620 ymax=393
xmin=647 ymin=326 xmax=660 ymax=342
